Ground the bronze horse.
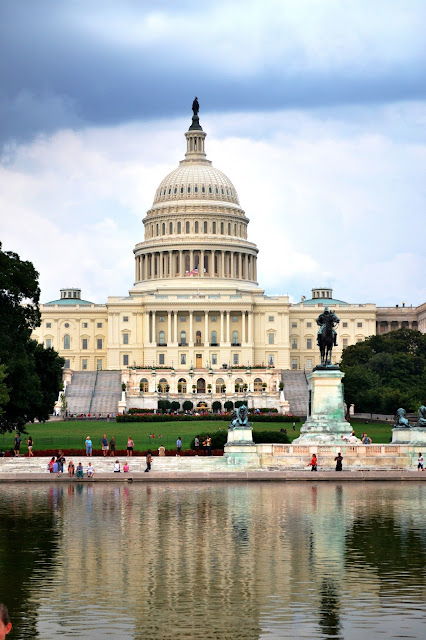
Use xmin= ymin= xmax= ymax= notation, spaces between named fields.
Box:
xmin=318 ymin=314 xmax=335 ymax=366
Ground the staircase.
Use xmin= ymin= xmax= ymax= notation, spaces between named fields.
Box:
xmin=281 ymin=370 xmax=308 ymax=416
xmin=65 ymin=372 xmax=96 ymax=414
xmin=89 ymin=371 xmax=122 ymax=415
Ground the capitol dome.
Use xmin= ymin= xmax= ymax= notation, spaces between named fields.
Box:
xmin=133 ymin=102 xmax=259 ymax=291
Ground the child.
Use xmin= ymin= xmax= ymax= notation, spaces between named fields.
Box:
xmin=87 ymin=462 xmax=95 ymax=478
xmin=76 ymin=462 xmax=84 ymax=479
xmin=123 ymin=461 xmax=130 ymax=472
xmin=68 ymin=460 xmax=75 ymax=477
xmin=113 ymin=460 xmax=121 ymax=472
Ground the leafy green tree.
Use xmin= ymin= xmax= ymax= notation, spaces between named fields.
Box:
xmin=0 ymin=244 xmax=64 ymax=432
xmin=182 ymin=400 xmax=193 ymax=411
xmin=340 ymin=329 xmax=426 ymax=415
xmin=0 ymin=364 xmax=10 ymax=417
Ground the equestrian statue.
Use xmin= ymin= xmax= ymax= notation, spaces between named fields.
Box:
xmin=316 ymin=307 xmax=340 ymax=367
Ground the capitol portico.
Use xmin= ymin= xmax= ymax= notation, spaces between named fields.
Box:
xmin=32 ymin=104 xmax=426 ymax=413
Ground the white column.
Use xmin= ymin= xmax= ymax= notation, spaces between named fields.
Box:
xmin=242 ymin=311 xmax=246 ymax=344
xmin=174 ymin=311 xmax=178 ymax=344
xmin=238 ymin=253 xmax=242 ymax=279
xmin=248 ymin=312 xmax=253 ymax=343
xmin=204 ymin=311 xmax=209 ymax=346
xmin=159 ymin=252 xmax=163 ymax=279
xmin=167 ymin=311 xmax=172 ymax=344
xmin=144 ymin=312 xmax=150 ymax=345
xmin=220 ymin=311 xmax=224 ymax=343
xmin=200 ymin=249 xmax=205 ymax=277
xmin=189 ymin=311 xmax=194 ymax=346
xmin=221 ymin=251 xmax=225 ymax=277
xmin=151 ymin=311 xmax=156 ymax=345
xmin=226 ymin=311 xmax=230 ymax=343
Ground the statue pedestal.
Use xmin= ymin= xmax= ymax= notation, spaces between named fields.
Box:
xmin=293 ymin=369 xmax=351 ymax=444
xmin=392 ymin=428 xmax=426 ymax=444
xmin=226 ymin=426 xmax=254 ymax=445
xmin=224 ymin=425 xmax=258 ymax=466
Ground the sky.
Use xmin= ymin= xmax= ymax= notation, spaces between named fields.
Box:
xmin=0 ymin=0 xmax=425 ymax=307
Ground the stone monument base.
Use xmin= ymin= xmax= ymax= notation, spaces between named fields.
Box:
xmin=293 ymin=368 xmax=352 ymax=444
xmin=392 ymin=428 xmax=426 ymax=445
xmin=224 ymin=425 xmax=259 ymax=466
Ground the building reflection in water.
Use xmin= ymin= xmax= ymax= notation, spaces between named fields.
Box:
xmin=0 ymin=482 xmax=425 ymax=639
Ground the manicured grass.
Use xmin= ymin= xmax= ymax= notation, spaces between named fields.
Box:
xmin=0 ymin=417 xmax=393 ymax=454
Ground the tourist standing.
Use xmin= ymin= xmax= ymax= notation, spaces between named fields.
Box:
xmin=194 ymin=436 xmax=200 ymax=452
xmin=176 ymin=437 xmax=182 ymax=456
xmin=206 ymin=435 xmax=212 ymax=456
xmin=13 ymin=433 xmax=21 ymax=457
xmin=101 ymin=434 xmax=108 ymax=457
xmin=57 ymin=450 xmax=66 ymax=474
xmin=145 ymin=449 xmax=152 ymax=472
xmin=110 ymin=436 xmax=116 ymax=456
xmin=127 ymin=436 xmax=134 ymax=456
xmin=27 ymin=435 xmax=34 ymax=457
xmin=68 ymin=460 xmax=75 ymax=477
xmin=310 ymin=453 xmax=318 ymax=471
xmin=85 ymin=436 xmax=93 ymax=456
xmin=0 ymin=603 xmax=12 ymax=638
xmin=418 ymin=452 xmax=424 ymax=471
xmin=292 ymin=422 xmax=296 ymax=431
xmin=362 ymin=434 xmax=372 ymax=445
xmin=76 ymin=462 xmax=84 ymax=478
xmin=335 ymin=452 xmax=343 ymax=471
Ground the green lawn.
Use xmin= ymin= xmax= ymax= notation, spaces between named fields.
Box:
xmin=0 ymin=417 xmax=393 ymax=454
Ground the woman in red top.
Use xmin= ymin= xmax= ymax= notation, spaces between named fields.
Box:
xmin=310 ymin=454 xmax=318 ymax=471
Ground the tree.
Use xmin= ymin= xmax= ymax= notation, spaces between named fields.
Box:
xmin=0 ymin=364 xmax=10 ymax=417
xmin=212 ymin=400 xmax=222 ymax=412
xmin=340 ymin=329 xmax=426 ymax=416
xmin=170 ymin=400 xmax=180 ymax=412
xmin=182 ymin=400 xmax=193 ymax=411
xmin=0 ymin=243 xmax=64 ymax=432
xmin=224 ymin=400 xmax=234 ymax=411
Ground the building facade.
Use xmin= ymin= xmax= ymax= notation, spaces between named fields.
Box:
xmin=32 ymin=108 xmax=426 ymax=411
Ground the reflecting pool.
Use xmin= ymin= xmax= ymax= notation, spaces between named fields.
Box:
xmin=0 ymin=482 xmax=425 ymax=639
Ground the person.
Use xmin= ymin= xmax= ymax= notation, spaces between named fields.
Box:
xmin=206 ymin=435 xmax=212 ymax=456
xmin=145 ymin=449 xmax=152 ymax=472
xmin=0 ymin=604 xmax=12 ymax=638
xmin=310 ymin=453 xmax=318 ymax=471
xmin=113 ymin=460 xmax=121 ymax=472
xmin=101 ymin=434 xmax=108 ymax=457
xmin=52 ymin=459 xmax=59 ymax=475
xmin=335 ymin=452 xmax=343 ymax=471
xmin=158 ymin=444 xmax=165 ymax=457
xmin=85 ymin=436 xmax=92 ymax=456
xmin=76 ymin=462 xmax=84 ymax=479
xmin=348 ymin=433 xmax=358 ymax=444
xmin=13 ymin=433 xmax=21 ymax=457
xmin=292 ymin=422 xmax=296 ymax=431
xmin=27 ymin=435 xmax=34 ymax=457
xmin=127 ymin=436 xmax=134 ymax=456
xmin=176 ymin=437 xmax=182 ymax=456
xmin=0 ymin=451 xmax=4 ymax=458
xmin=123 ymin=461 xmax=130 ymax=472
xmin=418 ymin=452 xmax=424 ymax=471
xmin=362 ymin=433 xmax=372 ymax=444
xmin=110 ymin=436 xmax=116 ymax=456
xmin=57 ymin=450 xmax=66 ymax=474
xmin=87 ymin=462 xmax=95 ymax=478
xmin=47 ymin=456 xmax=56 ymax=473
xmin=202 ymin=437 xmax=208 ymax=455
xmin=68 ymin=460 xmax=75 ymax=477
xmin=194 ymin=436 xmax=200 ymax=452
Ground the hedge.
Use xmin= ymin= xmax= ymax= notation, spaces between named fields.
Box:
xmin=190 ymin=429 xmax=290 ymax=450
xmin=116 ymin=413 xmax=300 ymax=423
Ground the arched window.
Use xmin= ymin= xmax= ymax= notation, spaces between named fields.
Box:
xmin=216 ymin=377 xmax=225 ymax=394
xmin=158 ymin=378 xmax=168 ymax=392
xmin=196 ymin=330 xmax=202 ymax=345
xmin=212 ymin=221 xmax=216 ymax=234
xmin=234 ymin=224 xmax=237 ymax=235
xmin=211 ymin=330 xmax=217 ymax=345
xmin=254 ymin=378 xmax=263 ymax=392
xmin=177 ymin=221 xmax=181 ymax=234
xmin=140 ymin=378 xmax=149 ymax=392
xmin=235 ymin=377 xmax=243 ymax=393
xmin=180 ymin=185 xmax=184 ymax=194
xmin=186 ymin=221 xmax=190 ymax=234
xmin=197 ymin=378 xmax=206 ymax=393
xmin=178 ymin=378 xmax=187 ymax=393
xmin=220 ymin=222 xmax=224 ymax=234
xmin=228 ymin=223 xmax=231 ymax=235
xmin=203 ymin=221 xmax=207 ymax=233
xmin=180 ymin=330 xmax=187 ymax=345
xmin=169 ymin=222 xmax=173 ymax=234
xmin=156 ymin=224 xmax=159 ymax=236
xmin=63 ymin=334 xmax=70 ymax=350
xmin=195 ymin=221 xmax=199 ymax=233
xmin=158 ymin=330 xmax=165 ymax=345
xmin=232 ymin=331 xmax=239 ymax=345
xmin=162 ymin=223 xmax=166 ymax=235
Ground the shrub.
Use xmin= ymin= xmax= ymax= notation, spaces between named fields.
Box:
xmin=190 ymin=431 xmax=228 ymax=450
xmin=252 ymin=430 xmax=289 ymax=444
xmin=212 ymin=401 xmax=222 ymax=412
xmin=235 ymin=401 xmax=244 ymax=408
xmin=170 ymin=401 xmax=180 ymax=412
xmin=182 ymin=400 xmax=193 ymax=411
xmin=224 ymin=400 xmax=234 ymax=411
xmin=116 ymin=413 xmax=301 ymax=423
xmin=158 ymin=399 xmax=171 ymax=412
xmin=190 ymin=429 xmax=289 ymax=450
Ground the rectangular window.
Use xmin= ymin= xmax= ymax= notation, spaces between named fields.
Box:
xmin=211 ymin=316 xmax=217 ymax=322
xmin=123 ymin=316 xmax=129 ymax=322
xmin=343 ymin=338 xmax=348 ymax=348
xmin=342 ymin=322 xmax=348 ymax=328
xmin=180 ymin=316 xmax=186 ymax=322
xmin=356 ymin=337 xmax=363 ymax=343
xmin=82 ymin=322 xmax=88 ymax=328
xmin=211 ymin=354 xmax=217 ymax=365
xmin=268 ymin=316 xmax=274 ymax=322
xmin=45 ymin=338 xmax=52 ymax=348
xmin=233 ymin=354 xmax=239 ymax=365
xmin=180 ymin=354 xmax=186 ymax=365
xmin=123 ymin=354 xmax=129 ymax=366
xmin=268 ymin=354 xmax=274 ymax=365
xmin=123 ymin=333 xmax=129 ymax=345
xmin=64 ymin=359 xmax=70 ymax=369
xmin=82 ymin=359 xmax=88 ymax=370
xmin=357 ymin=322 xmax=363 ymax=328
xmin=195 ymin=316 xmax=201 ymax=322
xmin=268 ymin=333 xmax=274 ymax=344
xmin=307 ymin=338 xmax=312 ymax=349
xmin=159 ymin=316 xmax=165 ymax=322
xmin=46 ymin=322 xmax=51 ymax=328
xmin=159 ymin=353 xmax=165 ymax=365
xmin=306 ymin=358 xmax=312 ymax=369
xmin=292 ymin=358 xmax=298 ymax=370
xmin=291 ymin=339 xmax=298 ymax=349
xmin=97 ymin=323 xmax=102 ymax=328
xmin=97 ymin=359 xmax=103 ymax=370
xmin=292 ymin=322 xmax=297 ymax=328
xmin=82 ymin=338 xmax=88 ymax=350
xmin=306 ymin=322 xmax=312 ymax=328
xmin=97 ymin=339 xmax=103 ymax=350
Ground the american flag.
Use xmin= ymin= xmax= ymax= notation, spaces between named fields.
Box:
xmin=186 ymin=268 xmax=199 ymax=276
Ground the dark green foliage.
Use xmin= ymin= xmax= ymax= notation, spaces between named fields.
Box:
xmin=170 ymin=401 xmax=180 ymax=412
xmin=157 ymin=399 xmax=171 ymax=411
xmin=235 ymin=400 xmax=244 ymax=408
xmin=182 ymin=400 xmax=193 ymax=411
xmin=0 ymin=244 xmax=64 ymax=432
xmin=212 ymin=400 xmax=222 ymax=412
xmin=116 ymin=413 xmax=297 ymax=423
xmin=191 ymin=431 xmax=228 ymax=450
xmin=190 ymin=429 xmax=289 ymax=450
xmin=224 ymin=400 xmax=234 ymax=410
xmin=0 ymin=364 xmax=10 ymax=417
xmin=340 ymin=328 xmax=426 ymax=415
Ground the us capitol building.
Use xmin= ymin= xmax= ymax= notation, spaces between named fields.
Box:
xmin=32 ymin=104 xmax=426 ymax=412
